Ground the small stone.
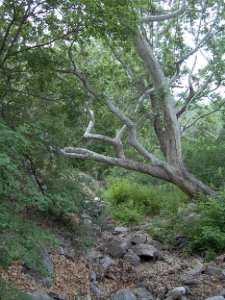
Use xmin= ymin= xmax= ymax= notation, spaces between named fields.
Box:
xmin=91 ymin=284 xmax=101 ymax=296
xmin=100 ymin=255 xmax=115 ymax=269
xmin=220 ymin=269 xmax=225 ymax=279
xmin=182 ymin=279 xmax=199 ymax=286
xmin=56 ymin=246 xmax=65 ymax=255
xmin=167 ymin=287 xmax=186 ymax=299
xmin=114 ymin=227 xmax=129 ymax=233
xmin=111 ymin=289 xmax=137 ymax=300
xmin=187 ymin=263 xmax=206 ymax=276
xmin=89 ymin=273 xmax=97 ymax=282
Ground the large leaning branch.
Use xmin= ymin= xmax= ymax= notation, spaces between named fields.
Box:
xmin=60 ymin=147 xmax=170 ymax=181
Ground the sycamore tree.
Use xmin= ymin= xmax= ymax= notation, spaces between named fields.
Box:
xmin=59 ymin=0 xmax=224 ymax=196
xmin=0 ymin=0 xmax=224 ymax=197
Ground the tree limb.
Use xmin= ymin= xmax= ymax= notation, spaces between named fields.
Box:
xmin=141 ymin=0 xmax=186 ymax=23
xmin=60 ymin=147 xmax=170 ymax=181
xmin=182 ymin=102 xmax=225 ymax=133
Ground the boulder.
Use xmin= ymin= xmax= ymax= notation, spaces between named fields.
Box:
xmin=167 ymin=287 xmax=186 ymax=299
xmin=123 ymin=251 xmax=140 ymax=266
xmin=111 ymin=289 xmax=137 ymax=300
xmin=130 ymin=234 xmax=147 ymax=245
xmin=103 ymin=239 xmax=127 ymax=258
xmin=205 ymin=265 xmax=222 ymax=276
xmin=131 ymin=244 xmax=157 ymax=260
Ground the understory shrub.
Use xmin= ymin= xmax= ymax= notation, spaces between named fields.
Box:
xmin=103 ymin=178 xmax=187 ymax=224
xmin=149 ymin=191 xmax=225 ymax=259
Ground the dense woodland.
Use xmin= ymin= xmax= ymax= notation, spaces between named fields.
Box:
xmin=0 ymin=0 xmax=225 ymax=298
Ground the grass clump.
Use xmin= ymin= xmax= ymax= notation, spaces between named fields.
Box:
xmin=0 ymin=279 xmax=33 ymax=300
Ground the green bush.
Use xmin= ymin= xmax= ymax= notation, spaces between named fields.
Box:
xmin=103 ymin=178 xmax=187 ymax=224
xmin=149 ymin=191 xmax=225 ymax=259
xmin=183 ymin=192 xmax=225 ymax=258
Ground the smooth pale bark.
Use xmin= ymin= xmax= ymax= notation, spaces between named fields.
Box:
xmin=60 ymin=5 xmax=218 ymax=197
xmin=134 ymin=33 xmax=215 ymax=197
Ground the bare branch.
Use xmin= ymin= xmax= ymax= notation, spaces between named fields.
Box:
xmin=102 ymin=93 xmax=168 ymax=168
xmin=141 ymin=0 xmax=186 ymax=23
xmin=176 ymin=56 xmax=197 ymax=118
xmin=60 ymin=147 xmax=170 ymax=181
xmin=83 ymin=103 xmax=125 ymax=158
xmin=182 ymin=101 xmax=225 ymax=133
xmin=177 ymin=3 xmax=221 ymax=64
xmin=135 ymin=87 xmax=154 ymax=113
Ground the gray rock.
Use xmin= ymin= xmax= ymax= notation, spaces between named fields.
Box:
xmin=56 ymin=246 xmax=65 ymax=255
xmin=133 ymin=287 xmax=155 ymax=299
xmin=89 ymin=272 xmax=97 ymax=282
xmin=205 ymin=265 xmax=222 ymax=276
xmin=100 ymin=255 xmax=115 ymax=269
xmin=130 ymin=234 xmax=147 ymax=245
xmin=167 ymin=287 xmax=186 ymax=299
xmin=182 ymin=278 xmax=199 ymax=286
xmin=205 ymin=297 xmax=225 ymax=300
xmin=114 ymin=227 xmax=130 ymax=233
xmin=90 ymin=284 xmax=101 ymax=296
xmin=28 ymin=291 xmax=52 ymax=300
xmin=187 ymin=263 xmax=206 ymax=276
xmin=220 ymin=269 xmax=225 ymax=279
xmin=111 ymin=289 xmax=137 ymax=300
xmin=103 ymin=239 xmax=127 ymax=258
xmin=131 ymin=244 xmax=157 ymax=260
xmin=42 ymin=277 xmax=53 ymax=288
xmin=123 ymin=252 xmax=140 ymax=266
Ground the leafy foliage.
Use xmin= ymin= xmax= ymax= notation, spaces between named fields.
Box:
xmin=104 ymin=177 xmax=187 ymax=224
xmin=149 ymin=191 xmax=225 ymax=259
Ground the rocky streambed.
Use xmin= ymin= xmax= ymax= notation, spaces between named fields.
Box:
xmin=1 ymin=213 xmax=225 ymax=300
